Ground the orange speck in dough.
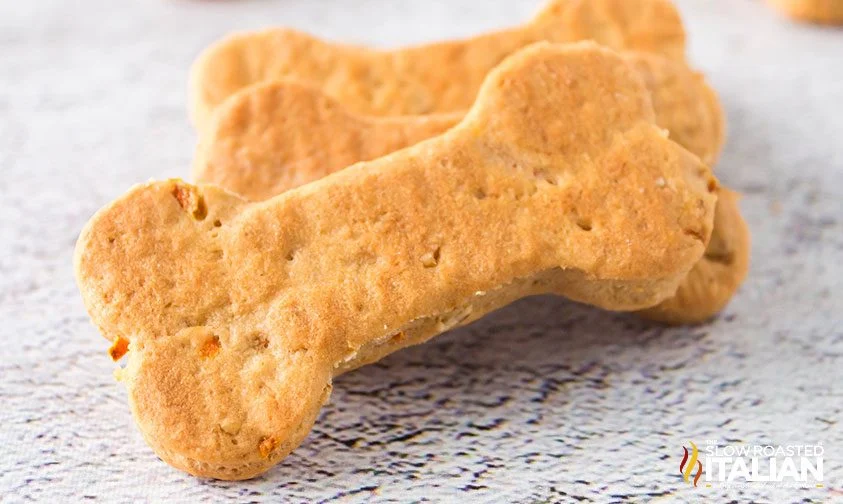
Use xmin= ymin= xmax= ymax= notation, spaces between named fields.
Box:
xmin=108 ymin=336 xmax=130 ymax=361
xmin=199 ymin=336 xmax=221 ymax=358
xmin=259 ymin=436 xmax=278 ymax=458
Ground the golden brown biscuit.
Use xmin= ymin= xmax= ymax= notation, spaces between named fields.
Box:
xmin=193 ymin=51 xmax=724 ymax=201
xmin=767 ymin=0 xmax=843 ymax=24
xmin=76 ymin=43 xmax=717 ymax=479
xmin=189 ymin=0 xmax=687 ymax=127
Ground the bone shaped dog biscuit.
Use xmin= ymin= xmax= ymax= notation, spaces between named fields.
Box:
xmin=194 ymin=51 xmax=743 ymax=324
xmin=189 ymin=0 xmax=687 ymax=127
xmin=76 ymin=43 xmax=717 ymax=479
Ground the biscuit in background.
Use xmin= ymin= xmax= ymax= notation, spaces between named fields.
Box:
xmin=194 ymin=80 xmax=461 ymax=201
xmin=189 ymin=0 xmax=687 ymax=127
xmin=767 ymin=0 xmax=843 ymax=24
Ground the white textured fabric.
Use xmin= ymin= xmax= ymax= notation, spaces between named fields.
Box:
xmin=1 ymin=0 xmax=841 ymax=502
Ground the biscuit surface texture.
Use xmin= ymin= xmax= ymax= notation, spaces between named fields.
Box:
xmin=76 ymin=43 xmax=717 ymax=479
xmin=189 ymin=0 xmax=687 ymax=127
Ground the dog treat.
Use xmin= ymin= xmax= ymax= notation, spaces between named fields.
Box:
xmin=76 ymin=43 xmax=717 ymax=479
xmin=767 ymin=0 xmax=843 ymax=24
xmin=194 ymin=51 xmax=724 ymax=201
xmin=638 ymin=188 xmax=749 ymax=324
xmin=189 ymin=0 xmax=687 ymax=128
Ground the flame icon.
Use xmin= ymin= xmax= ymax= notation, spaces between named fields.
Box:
xmin=680 ymin=441 xmax=704 ymax=487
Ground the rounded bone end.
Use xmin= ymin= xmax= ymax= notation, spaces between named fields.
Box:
xmin=637 ymin=188 xmax=750 ymax=324
xmin=73 ymin=179 xmax=247 ymax=345
xmin=189 ymin=28 xmax=322 ymax=130
xmin=535 ymin=0 xmax=687 ymax=62
xmin=124 ymin=326 xmax=333 ymax=480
